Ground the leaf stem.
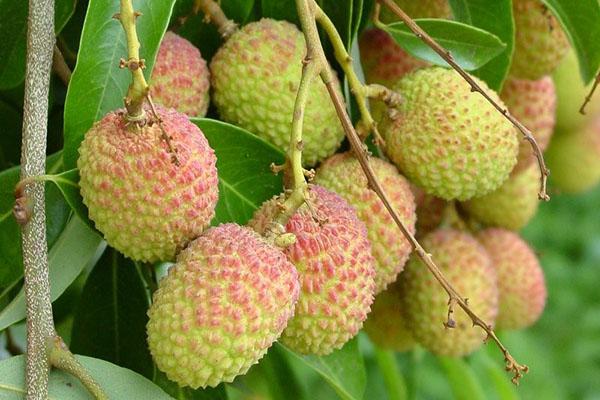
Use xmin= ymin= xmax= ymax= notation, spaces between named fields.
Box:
xmin=374 ymin=348 xmax=408 ymax=400
xmin=580 ymin=71 xmax=600 ymax=114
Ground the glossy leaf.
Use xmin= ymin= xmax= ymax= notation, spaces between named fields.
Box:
xmin=63 ymin=0 xmax=177 ymax=169
xmin=46 ymin=168 xmax=94 ymax=229
xmin=0 ymin=0 xmax=76 ymax=89
xmin=279 ymin=337 xmax=366 ymax=400
xmin=0 ymin=153 xmax=69 ymax=291
xmin=383 ymin=19 xmax=506 ymax=71
xmin=191 ymin=118 xmax=285 ymax=225
xmin=542 ymin=0 xmax=600 ymax=83
xmin=0 ymin=355 xmax=172 ymax=399
xmin=0 ymin=216 xmax=105 ymax=331
xmin=448 ymin=0 xmax=514 ymax=90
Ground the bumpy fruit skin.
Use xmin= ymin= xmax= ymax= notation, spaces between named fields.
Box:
xmin=545 ymin=117 xmax=600 ymax=193
xmin=359 ymin=28 xmax=428 ymax=88
xmin=462 ymin=163 xmax=540 ymax=230
xmin=380 ymin=0 xmax=451 ymax=23
xmin=250 ymin=185 xmax=376 ymax=355
xmin=78 ymin=107 xmax=218 ymax=262
xmin=477 ymin=228 xmax=546 ymax=330
xmin=510 ymin=0 xmax=570 ymax=80
xmin=500 ymin=76 xmax=556 ymax=172
xmin=554 ymin=51 xmax=600 ymax=131
xmin=363 ymin=281 xmax=416 ymax=351
xmin=381 ymin=67 xmax=519 ymax=200
xmin=315 ymin=153 xmax=416 ymax=293
xmin=147 ymin=224 xmax=300 ymax=389
xmin=151 ymin=32 xmax=211 ymax=117
xmin=210 ymin=19 xmax=344 ymax=165
xmin=399 ymin=229 xmax=498 ymax=356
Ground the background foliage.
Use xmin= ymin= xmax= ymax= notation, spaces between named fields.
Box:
xmin=0 ymin=0 xmax=599 ymax=399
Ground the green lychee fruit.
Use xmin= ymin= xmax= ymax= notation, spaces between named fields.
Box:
xmin=545 ymin=117 xmax=600 ymax=193
xmin=151 ymin=32 xmax=211 ymax=117
xmin=500 ymin=76 xmax=556 ymax=172
xmin=462 ymin=163 xmax=540 ymax=230
xmin=147 ymin=223 xmax=300 ymax=388
xmin=210 ymin=18 xmax=344 ymax=166
xmin=363 ymin=281 xmax=416 ymax=352
xmin=510 ymin=0 xmax=570 ymax=80
xmin=314 ymin=152 xmax=416 ymax=293
xmin=399 ymin=229 xmax=498 ymax=356
xmin=554 ymin=50 xmax=600 ymax=131
xmin=411 ymin=185 xmax=447 ymax=237
xmin=77 ymin=107 xmax=219 ymax=262
xmin=477 ymin=228 xmax=546 ymax=330
xmin=250 ymin=185 xmax=376 ymax=355
xmin=380 ymin=0 xmax=451 ymax=23
xmin=381 ymin=67 xmax=519 ymax=200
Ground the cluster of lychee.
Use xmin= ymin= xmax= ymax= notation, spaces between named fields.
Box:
xmin=74 ymin=0 xmax=591 ymax=390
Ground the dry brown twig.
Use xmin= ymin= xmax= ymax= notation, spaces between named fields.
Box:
xmin=375 ymin=0 xmax=550 ymax=201
xmin=292 ymin=0 xmax=528 ymax=384
xmin=580 ymin=71 xmax=600 ymax=114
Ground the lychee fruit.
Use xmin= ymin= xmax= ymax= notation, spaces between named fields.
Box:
xmin=477 ymin=228 xmax=546 ymax=330
xmin=363 ymin=281 xmax=416 ymax=352
xmin=151 ymin=32 xmax=211 ymax=117
xmin=461 ymin=163 xmax=540 ymax=230
xmin=77 ymin=107 xmax=218 ymax=262
xmin=147 ymin=223 xmax=299 ymax=388
xmin=411 ymin=185 xmax=447 ymax=237
xmin=554 ymin=50 xmax=600 ymax=131
xmin=510 ymin=0 xmax=570 ymax=80
xmin=250 ymin=185 xmax=376 ymax=355
xmin=545 ymin=116 xmax=600 ymax=193
xmin=399 ymin=229 xmax=498 ymax=357
xmin=210 ymin=18 xmax=344 ymax=166
xmin=380 ymin=0 xmax=451 ymax=23
xmin=500 ymin=76 xmax=556 ymax=172
xmin=314 ymin=152 xmax=416 ymax=293
xmin=380 ymin=67 xmax=519 ymax=200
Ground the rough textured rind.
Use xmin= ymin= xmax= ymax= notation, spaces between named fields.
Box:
xmin=399 ymin=229 xmax=498 ymax=356
xmin=478 ymin=228 xmax=546 ymax=330
xmin=315 ymin=153 xmax=416 ymax=293
xmin=363 ymin=281 xmax=416 ymax=351
xmin=381 ymin=67 xmax=519 ymax=200
xmin=250 ymin=185 xmax=376 ymax=355
xmin=554 ymin=51 xmax=600 ymax=131
xmin=501 ymin=76 xmax=556 ymax=172
xmin=210 ymin=18 xmax=344 ymax=165
xmin=147 ymin=224 xmax=300 ymax=389
xmin=151 ymin=32 xmax=211 ymax=117
xmin=380 ymin=0 xmax=451 ymax=23
xmin=462 ymin=164 xmax=540 ymax=230
xmin=510 ymin=0 xmax=570 ymax=80
xmin=78 ymin=107 xmax=219 ymax=262
xmin=545 ymin=117 xmax=600 ymax=193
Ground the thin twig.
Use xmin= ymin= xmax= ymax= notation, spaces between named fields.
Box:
xmin=580 ymin=71 xmax=600 ymax=114
xmin=297 ymin=0 xmax=528 ymax=385
xmin=376 ymin=0 xmax=550 ymax=202
xmin=52 ymin=45 xmax=71 ymax=86
xmin=194 ymin=0 xmax=238 ymax=40
xmin=145 ymin=94 xmax=180 ymax=166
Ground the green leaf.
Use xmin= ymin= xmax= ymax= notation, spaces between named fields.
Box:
xmin=155 ymin=369 xmax=228 ymax=400
xmin=46 ymin=168 xmax=94 ymax=230
xmin=0 ymin=216 xmax=105 ymax=331
xmin=383 ymin=19 xmax=506 ymax=71
xmin=438 ymin=356 xmax=486 ymax=400
xmin=0 ymin=0 xmax=76 ymax=90
xmin=373 ymin=348 xmax=407 ymax=400
xmin=261 ymin=0 xmax=299 ymax=25
xmin=448 ymin=0 xmax=514 ymax=91
xmin=279 ymin=337 xmax=367 ymax=400
xmin=0 ymin=153 xmax=69 ymax=291
xmin=0 ymin=354 xmax=172 ymax=399
xmin=70 ymin=248 xmax=153 ymax=379
xmin=541 ymin=0 xmax=600 ymax=83
xmin=63 ymin=0 xmax=177 ymax=169
xmin=319 ymin=0 xmax=355 ymax=48
xmin=191 ymin=118 xmax=285 ymax=225
xmin=0 ymin=99 xmax=22 ymax=169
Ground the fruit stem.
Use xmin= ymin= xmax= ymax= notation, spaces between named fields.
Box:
xmin=580 ymin=71 xmax=600 ymax=114
xmin=52 ymin=45 xmax=71 ymax=86
xmin=194 ymin=0 xmax=238 ymax=40
xmin=374 ymin=348 xmax=408 ymax=400
xmin=298 ymin=0 xmax=529 ymax=385
xmin=313 ymin=4 xmax=387 ymax=147
xmin=117 ymin=0 xmax=149 ymax=122
xmin=375 ymin=0 xmax=550 ymax=202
